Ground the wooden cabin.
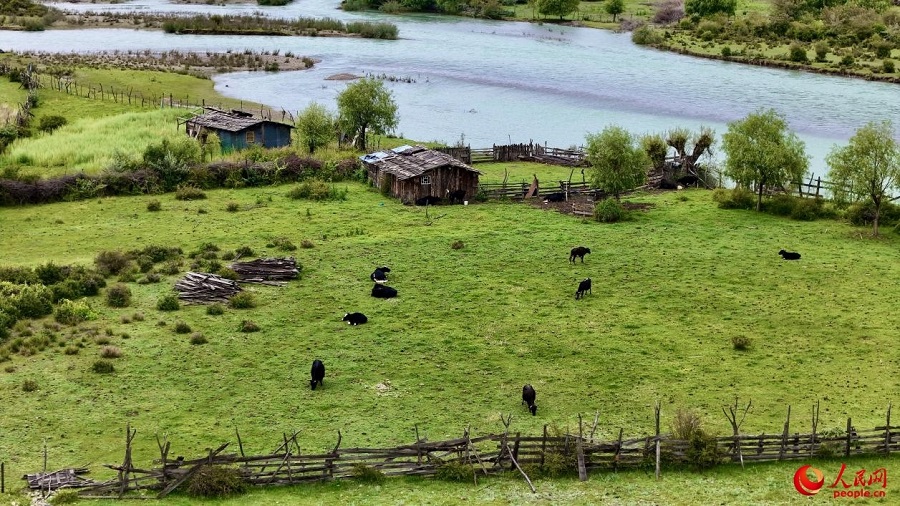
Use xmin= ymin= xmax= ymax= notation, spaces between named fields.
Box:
xmin=360 ymin=145 xmax=481 ymax=204
xmin=184 ymin=107 xmax=293 ymax=151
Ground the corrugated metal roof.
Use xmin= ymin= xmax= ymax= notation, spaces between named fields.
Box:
xmin=186 ymin=108 xmax=292 ymax=133
xmin=360 ymin=145 xmax=481 ymax=180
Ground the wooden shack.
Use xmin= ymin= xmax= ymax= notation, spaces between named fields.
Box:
xmin=183 ymin=107 xmax=293 ymax=151
xmin=360 ymin=145 xmax=481 ymax=204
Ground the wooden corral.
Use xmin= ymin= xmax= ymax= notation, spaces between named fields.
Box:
xmin=360 ymin=146 xmax=481 ymax=205
xmin=180 ymin=107 xmax=293 ymax=152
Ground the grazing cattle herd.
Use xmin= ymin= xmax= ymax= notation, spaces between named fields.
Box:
xmin=311 ymin=245 xmax=803 ymax=414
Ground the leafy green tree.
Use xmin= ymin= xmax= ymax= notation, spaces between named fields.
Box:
xmin=586 ymin=126 xmax=649 ymax=201
xmin=722 ymin=109 xmax=809 ymax=211
xmin=296 ymin=102 xmax=335 ymax=154
xmin=605 ymin=0 xmax=624 ymax=22
xmin=537 ymin=0 xmax=579 ymax=20
xmin=640 ymin=133 xmax=669 ymax=173
xmin=685 ymin=0 xmax=736 ymax=18
xmin=826 ymin=120 xmax=900 ymax=236
xmin=336 ymin=78 xmax=399 ymax=151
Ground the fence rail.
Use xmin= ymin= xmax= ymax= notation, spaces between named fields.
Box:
xmin=20 ymin=403 xmax=897 ymax=499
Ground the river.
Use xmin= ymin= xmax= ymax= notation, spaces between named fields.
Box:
xmin=2 ymin=0 xmax=899 ymax=176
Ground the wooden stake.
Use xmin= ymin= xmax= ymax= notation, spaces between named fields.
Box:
xmin=845 ymin=417 xmax=852 ymax=458
xmin=885 ymin=403 xmax=892 ymax=456
xmin=654 ymin=401 xmax=661 ymax=480
xmin=810 ymin=400 xmax=820 ymax=458
xmin=779 ymin=405 xmax=791 ymax=460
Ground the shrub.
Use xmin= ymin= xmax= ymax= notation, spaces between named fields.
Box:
xmin=38 ymin=115 xmax=67 ymax=133
xmin=174 ymin=321 xmax=192 ymax=334
xmin=300 ymin=239 xmax=315 ymax=249
xmin=207 ymin=303 xmax=225 ymax=315
xmin=186 ymin=465 xmax=247 ymax=498
xmin=268 ymin=237 xmax=297 ymax=251
xmin=883 ymin=60 xmax=895 ymax=74
xmin=144 ymin=138 xmax=201 ymax=192
xmin=239 ymin=320 xmax=260 ymax=333
xmin=138 ymin=273 xmax=162 ymax=284
xmin=229 ymin=292 xmax=256 ymax=309
xmin=160 ymin=261 xmax=182 ymax=276
xmin=350 ymin=463 xmax=386 ymax=483
xmin=190 ymin=332 xmax=208 ymax=345
xmin=156 ymin=294 xmax=180 ymax=311
xmin=64 ymin=346 xmax=79 ymax=355
xmin=106 ymin=283 xmax=132 ymax=308
xmin=225 ymin=201 xmax=240 ymax=212
xmin=594 ymin=199 xmax=626 ymax=223
xmin=13 ymin=284 xmax=54 ymax=318
xmin=451 ymin=240 xmax=465 ymax=250
xmin=790 ymin=198 xmax=823 ymax=221
xmin=720 ymin=46 xmax=731 ymax=57
xmin=132 ymin=312 xmax=145 ymax=322
xmin=846 ymin=200 xmax=900 ymax=227
xmin=731 ymin=335 xmax=751 ymax=350
xmin=669 ymin=408 xmax=723 ymax=468
xmin=175 ymin=185 xmax=207 ymax=201
xmin=840 ymin=54 xmax=854 ymax=67
xmin=672 ymin=407 xmax=704 ymax=440
xmin=55 ymin=299 xmax=97 ymax=325
xmin=814 ymin=42 xmax=828 ymax=62
xmin=434 ymin=460 xmax=473 ymax=482
xmin=632 ymin=25 xmax=663 ymax=45
xmin=100 ymin=346 xmax=123 ymax=358
xmin=788 ymin=43 xmax=808 ymax=63
xmin=712 ymin=187 xmax=755 ymax=210
xmin=132 ymin=245 xmax=183 ymax=263
xmin=762 ymin=193 xmax=796 ymax=217
xmin=95 ymin=250 xmax=131 ymax=276
xmin=91 ymin=360 xmax=115 ymax=374
xmin=118 ymin=268 xmax=139 ymax=283
xmin=147 ymin=200 xmax=162 ymax=212
xmin=34 ymin=262 xmax=65 ymax=285
xmin=49 ymin=489 xmax=81 ymax=504
xmin=286 ymin=179 xmax=348 ymax=201
xmin=22 ymin=379 xmax=38 ymax=392
xmin=95 ymin=336 xmax=111 ymax=345
xmin=234 ymin=245 xmax=255 ymax=258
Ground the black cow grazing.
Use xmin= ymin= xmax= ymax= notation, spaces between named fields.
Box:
xmin=658 ymin=179 xmax=678 ymax=190
xmin=310 ymin=359 xmax=325 ymax=390
xmin=415 ymin=195 xmax=442 ymax=206
xmin=371 ymin=266 xmax=391 ymax=284
xmin=543 ymin=192 xmax=566 ymax=203
xmin=778 ymin=249 xmax=802 ymax=260
xmin=522 ymin=384 xmax=537 ymax=416
xmin=342 ymin=312 xmax=368 ymax=326
xmin=575 ymin=278 xmax=592 ymax=300
xmin=569 ymin=246 xmax=591 ymax=263
xmin=677 ymin=174 xmax=699 ymax=187
xmin=447 ymin=189 xmax=466 ymax=204
xmin=372 ymin=284 xmax=398 ymax=298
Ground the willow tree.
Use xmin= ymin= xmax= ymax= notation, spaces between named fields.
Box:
xmin=722 ymin=109 xmax=808 ymax=211
xmin=336 ymin=78 xmax=398 ymax=151
xmin=296 ymin=102 xmax=335 ymax=154
xmin=827 ymin=120 xmax=900 ymax=236
xmin=666 ymin=126 xmax=715 ymax=177
xmin=586 ymin=126 xmax=650 ymax=201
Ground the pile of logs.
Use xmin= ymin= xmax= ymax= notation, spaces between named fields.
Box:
xmin=174 ymin=272 xmax=242 ymax=303
xmin=25 ymin=468 xmax=95 ymax=490
xmin=231 ymin=257 xmax=299 ymax=285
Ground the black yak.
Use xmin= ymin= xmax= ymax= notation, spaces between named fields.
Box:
xmin=778 ymin=249 xmax=801 ymax=260
xmin=522 ymin=384 xmax=537 ymax=416
xmin=570 ymin=246 xmax=591 ymax=263
xmin=576 ymin=278 xmax=592 ymax=300
xmin=342 ymin=312 xmax=368 ymax=325
xmin=372 ymin=284 xmax=398 ymax=298
xmin=310 ymin=359 xmax=325 ymax=390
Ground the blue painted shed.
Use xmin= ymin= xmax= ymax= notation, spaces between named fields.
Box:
xmin=185 ymin=107 xmax=293 ymax=151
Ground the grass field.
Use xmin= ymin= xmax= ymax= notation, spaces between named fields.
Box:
xmin=0 ymin=180 xmax=898 ymax=503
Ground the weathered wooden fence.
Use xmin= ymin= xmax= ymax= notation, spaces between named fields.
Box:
xmin=478 ymin=180 xmax=595 ymax=200
xmin=438 ymin=143 xmax=587 ymax=166
xmin=20 ymin=403 xmax=898 ymax=499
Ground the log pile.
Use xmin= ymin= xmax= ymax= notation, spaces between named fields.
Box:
xmin=231 ymin=257 xmax=299 ymax=286
xmin=25 ymin=468 xmax=95 ymax=490
xmin=174 ymin=272 xmax=242 ymax=303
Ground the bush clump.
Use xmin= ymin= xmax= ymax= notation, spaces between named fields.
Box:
xmin=300 ymin=239 xmax=315 ymax=249
xmin=147 ymin=200 xmax=162 ymax=212
xmin=175 ymin=185 xmax=207 ymax=201
xmin=286 ymin=179 xmax=348 ymax=201
xmin=186 ymin=465 xmax=247 ymax=498
xmin=190 ymin=332 xmax=208 ymax=345
xmin=712 ymin=187 xmax=755 ymax=210
xmin=234 ymin=245 xmax=255 ymax=258
xmin=434 ymin=460 xmax=473 ymax=482
xmin=594 ymin=199 xmax=626 ymax=223
xmin=225 ymin=201 xmax=240 ymax=212
xmin=38 ymin=115 xmax=67 ymax=133
xmin=229 ymin=292 xmax=256 ymax=309
xmin=451 ymin=240 xmax=465 ymax=250
xmin=239 ymin=320 xmax=260 ymax=333
xmin=105 ymin=283 xmax=132 ymax=308
xmin=95 ymin=250 xmax=131 ymax=276
xmin=174 ymin=321 xmax=192 ymax=334
xmin=268 ymin=237 xmax=297 ymax=251
xmin=671 ymin=408 xmax=721 ymax=470
xmin=156 ymin=294 xmax=180 ymax=311
xmin=55 ymin=299 xmax=98 ymax=325
xmin=206 ymin=303 xmax=225 ymax=316
xmin=22 ymin=379 xmax=39 ymax=392
xmin=731 ymin=335 xmax=752 ymax=350
xmin=846 ymin=200 xmax=900 ymax=227
xmin=350 ymin=463 xmax=386 ymax=483
xmin=92 ymin=360 xmax=115 ymax=374
xmin=100 ymin=346 xmax=123 ymax=358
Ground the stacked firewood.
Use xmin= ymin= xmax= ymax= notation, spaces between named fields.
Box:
xmin=174 ymin=272 xmax=242 ymax=303
xmin=231 ymin=257 xmax=299 ymax=285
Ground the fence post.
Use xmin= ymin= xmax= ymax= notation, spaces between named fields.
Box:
xmin=2 ymin=461 xmax=4 ymax=493
xmin=816 ymin=178 xmax=821 ymax=199
xmin=540 ymin=425 xmax=547 ymax=470
xmin=779 ymin=405 xmax=791 ymax=460
xmin=885 ymin=403 xmax=892 ymax=455
xmin=654 ymin=401 xmax=661 ymax=480
xmin=845 ymin=417 xmax=852 ymax=457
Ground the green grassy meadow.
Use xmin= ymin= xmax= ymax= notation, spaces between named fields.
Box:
xmin=0 ymin=181 xmax=898 ymax=503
